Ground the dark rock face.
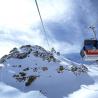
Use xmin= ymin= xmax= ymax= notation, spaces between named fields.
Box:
xmin=14 ymin=53 xmax=28 ymax=59
xmin=25 ymin=76 xmax=38 ymax=86
xmin=20 ymin=45 xmax=32 ymax=54
xmin=9 ymin=48 xmax=19 ymax=54
xmin=70 ymin=65 xmax=88 ymax=75
xmin=0 ymin=45 xmax=58 ymax=63
xmin=0 ymin=55 xmax=8 ymax=63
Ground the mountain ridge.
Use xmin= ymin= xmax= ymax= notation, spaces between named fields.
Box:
xmin=0 ymin=45 xmax=89 ymax=98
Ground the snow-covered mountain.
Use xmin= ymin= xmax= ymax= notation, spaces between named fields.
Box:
xmin=0 ymin=45 xmax=96 ymax=98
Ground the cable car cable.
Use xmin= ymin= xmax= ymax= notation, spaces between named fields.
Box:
xmin=35 ymin=0 xmax=50 ymax=49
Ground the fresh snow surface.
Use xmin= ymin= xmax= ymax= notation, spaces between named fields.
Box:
xmin=66 ymin=65 xmax=98 ymax=98
xmin=0 ymin=45 xmax=98 ymax=98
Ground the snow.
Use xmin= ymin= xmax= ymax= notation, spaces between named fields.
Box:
xmin=0 ymin=64 xmax=4 ymax=69
xmin=0 ymin=45 xmax=98 ymax=98
xmin=65 ymin=65 xmax=98 ymax=98
xmin=0 ymin=64 xmax=4 ymax=67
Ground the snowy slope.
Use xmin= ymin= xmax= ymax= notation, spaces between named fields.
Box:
xmin=66 ymin=64 xmax=98 ymax=98
xmin=0 ymin=45 xmax=96 ymax=98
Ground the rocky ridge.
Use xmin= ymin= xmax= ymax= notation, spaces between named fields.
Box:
xmin=0 ymin=45 xmax=58 ymax=63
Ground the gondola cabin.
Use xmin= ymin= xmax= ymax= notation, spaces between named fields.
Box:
xmin=80 ymin=26 xmax=98 ymax=61
xmin=80 ymin=39 xmax=98 ymax=61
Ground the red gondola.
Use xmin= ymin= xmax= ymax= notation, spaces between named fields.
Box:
xmin=80 ymin=26 xmax=98 ymax=61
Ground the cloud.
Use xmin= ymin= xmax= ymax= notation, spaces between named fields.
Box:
xmin=0 ymin=0 xmax=98 ymax=57
xmin=0 ymin=0 xmax=72 ymax=31
xmin=0 ymin=82 xmax=47 ymax=98
xmin=0 ymin=0 xmax=46 ymax=31
xmin=0 ymin=27 xmax=48 ymax=57
xmin=0 ymin=0 xmax=75 ymax=56
xmin=43 ymin=0 xmax=98 ymax=53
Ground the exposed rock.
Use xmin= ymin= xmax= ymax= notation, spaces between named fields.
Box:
xmin=20 ymin=45 xmax=32 ymax=54
xmin=13 ymin=72 xmax=26 ymax=82
xmin=19 ymin=72 xmax=26 ymax=77
xmin=41 ymin=67 xmax=48 ymax=71
xmin=12 ymin=65 xmax=22 ymax=68
xmin=25 ymin=76 xmax=38 ymax=86
xmin=15 ymin=53 xmax=28 ymax=59
xmin=23 ymin=67 xmax=29 ymax=71
xmin=57 ymin=66 xmax=65 ymax=73
xmin=33 ymin=67 xmax=38 ymax=72
xmin=70 ymin=65 xmax=88 ymax=75
xmin=0 ymin=55 xmax=8 ymax=63
xmin=9 ymin=48 xmax=19 ymax=54
xmin=0 ymin=45 xmax=58 ymax=63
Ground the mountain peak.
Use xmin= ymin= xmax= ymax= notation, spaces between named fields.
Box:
xmin=0 ymin=45 xmax=88 ymax=98
xmin=0 ymin=45 xmax=58 ymax=64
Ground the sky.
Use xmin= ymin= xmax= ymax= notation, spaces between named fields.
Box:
xmin=0 ymin=0 xmax=98 ymax=57
xmin=0 ymin=1 xmax=98 ymax=98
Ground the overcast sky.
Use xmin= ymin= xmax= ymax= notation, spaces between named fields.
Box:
xmin=0 ymin=0 xmax=98 ymax=57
